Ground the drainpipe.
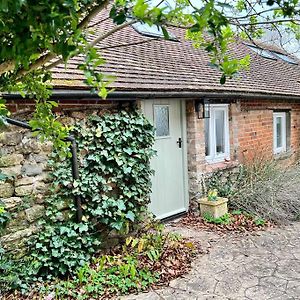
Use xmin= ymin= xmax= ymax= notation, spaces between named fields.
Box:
xmin=4 ymin=117 xmax=83 ymax=222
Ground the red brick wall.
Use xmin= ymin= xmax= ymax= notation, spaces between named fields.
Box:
xmin=5 ymin=97 xmax=300 ymax=204
xmin=4 ymin=98 xmax=113 ymax=113
xmin=236 ymin=99 xmax=300 ymax=163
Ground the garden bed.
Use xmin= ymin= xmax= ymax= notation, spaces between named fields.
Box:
xmin=177 ymin=211 xmax=274 ymax=235
xmin=1 ymin=227 xmax=201 ymax=300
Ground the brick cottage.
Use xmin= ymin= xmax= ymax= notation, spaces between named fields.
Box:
xmin=2 ymin=13 xmax=300 ymax=241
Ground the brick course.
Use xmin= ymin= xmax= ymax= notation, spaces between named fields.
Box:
xmin=186 ymin=99 xmax=300 ymax=202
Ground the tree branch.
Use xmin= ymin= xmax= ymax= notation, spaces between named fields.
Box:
xmin=45 ymin=20 xmax=136 ymax=71
xmin=78 ymin=0 xmax=110 ymax=29
xmin=3 ymin=0 xmax=110 ymax=79
xmin=230 ymin=19 xmax=300 ymax=26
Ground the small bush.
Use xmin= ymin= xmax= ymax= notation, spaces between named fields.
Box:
xmin=1 ymin=225 xmax=196 ymax=299
xmin=206 ymin=157 xmax=300 ymax=224
xmin=30 ymin=222 xmax=101 ymax=278
xmin=203 ymin=213 xmax=231 ymax=225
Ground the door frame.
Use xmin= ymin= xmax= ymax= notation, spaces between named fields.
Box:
xmin=141 ymin=99 xmax=189 ymax=217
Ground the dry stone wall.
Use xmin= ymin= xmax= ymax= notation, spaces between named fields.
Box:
xmin=0 ymin=102 xmax=124 ymax=252
xmin=0 ymin=126 xmax=52 ymax=251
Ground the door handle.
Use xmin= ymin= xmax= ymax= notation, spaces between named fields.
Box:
xmin=177 ymin=137 xmax=182 ymax=148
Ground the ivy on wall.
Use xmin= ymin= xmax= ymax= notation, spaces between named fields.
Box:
xmin=49 ymin=110 xmax=155 ymax=229
xmin=27 ymin=109 xmax=156 ymax=278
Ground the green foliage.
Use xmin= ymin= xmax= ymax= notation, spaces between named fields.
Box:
xmin=0 ymin=203 xmax=11 ymax=232
xmin=0 ymin=109 xmax=156 ymax=295
xmin=0 ymin=0 xmax=299 ymax=155
xmin=206 ymin=169 xmax=237 ymax=199
xmin=207 ymin=189 xmax=218 ymax=201
xmin=1 ymin=222 xmax=190 ymax=299
xmin=30 ymin=222 xmax=101 ymax=278
xmin=231 ymin=209 xmax=242 ymax=216
xmin=48 ymin=110 xmax=155 ymax=232
xmin=0 ymin=99 xmax=10 ymax=126
xmin=254 ymin=217 xmax=266 ymax=226
xmin=26 ymin=109 xmax=154 ymax=279
xmin=29 ymin=99 xmax=72 ymax=158
xmin=203 ymin=212 xmax=232 ymax=225
xmin=0 ymin=247 xmax=41 ymax=294
xmin=49 ymin=258 xmax=157 ymax=300
xmin=40 ymin=224 xmax=183 ymax=299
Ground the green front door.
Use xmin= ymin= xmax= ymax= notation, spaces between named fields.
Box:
xmin=142 ymin=99 xmax=188 ymax=219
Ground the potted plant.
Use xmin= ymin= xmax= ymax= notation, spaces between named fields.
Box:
xmin=199 ymin=189 xmax=228 ymax=218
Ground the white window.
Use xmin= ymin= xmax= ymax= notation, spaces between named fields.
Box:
xmin=205 ymin=104 xmax=230 ymax=163
xmin=273 ymin=112 xmax=287 ymax=154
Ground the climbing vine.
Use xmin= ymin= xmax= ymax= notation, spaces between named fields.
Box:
xmin=49 ymin=109 xmax=155 ymax=229
xmin=28 ymin=109 xmax=156 ymax=278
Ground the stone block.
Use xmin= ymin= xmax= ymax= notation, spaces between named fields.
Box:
xmin=40 ymin=141 xmax=53 ymax=153
xmin=34 ymin=182 xmax=48 ymax=193
xmin=36 ymin=173 xmax=51 ymax=183
xmin=199 ymin=197 xmax=228 ymax=219
xmin=0 ymin=165 xmax=22 ymax=177
xmin=15 ymin=176 xmax=35 ymax=187
xmin=1 ymin=197 xmax=22 ymax=209
xmin=0 ymin=146 xmax=15 ymax=156
xmin=60 ymin=116 xmax=75 ymax=126
xmin=0 ymin=182 xmax=14 ymax=198
xmin=0 ymin=154 xmax=24 ymax=167
xmin=25 ymin=205 xmax=45 ymax=222
xmin=21 ymin=139 xmax=41 ymax=154
xmin=0 ymin=226 xmax=38 ymax=243
xmin=0 ymin=132 xmax=22 ymax=146
xmin=21 ymin=164 xmax=43 ymax=176
xmin=29 ymin=153 xmax=48 ymax=163
xmin=15 ymin=185 xmax=33 ymax=196
xmin=70 ymin=111 xmax=86 ymax=119
xmin=5 ymin=211 xmax=28 ymax=233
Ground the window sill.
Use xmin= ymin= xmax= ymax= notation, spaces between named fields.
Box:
xmin=274 ymin=149 xmax=293 ymax=160
xmin=205 ymin=160 xmax=239 ymax=173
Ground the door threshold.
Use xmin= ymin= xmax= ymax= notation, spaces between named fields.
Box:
xmin=161 ymin=211 xmax=187 ymax=223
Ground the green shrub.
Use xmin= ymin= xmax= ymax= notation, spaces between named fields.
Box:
xmin=0 ymin=109 xmax=156 ymax=292
xmin=30 ymin=222 xmax=101 ymax=278
xmin=203 ymin=212 xmax=232 ymax=225
xmin=0 ymin=203 xmax=10 ymax=232
xmin=48 ymin=110 xmax=155 ymax=232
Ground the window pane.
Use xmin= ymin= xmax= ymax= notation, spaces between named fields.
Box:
xmin=276 ymin=117 xmax=282 ymax=148
xmin=205 ymin=118 xmax=210 ymax=156
xmin=154 ymin=106 xmax=170 ymax=137
xmin=215 ymin=110 xmax=225 ymax=154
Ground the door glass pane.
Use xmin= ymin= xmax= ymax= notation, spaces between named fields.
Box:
xmin=276 ymin=117 xmax=282 ymax=148
xmin=205 ymin=118 xmax=210 ymax=156
xmin=215 ymin=110 xmax=225 ymax=154
xmin=154 ymin=105 xmax=170 ymax=137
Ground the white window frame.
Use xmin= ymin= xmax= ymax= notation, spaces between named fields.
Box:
xmin=205 ymin=104 xmax=230 ymax=163
xmin=273 ymin=112 xmax=287 ymax=154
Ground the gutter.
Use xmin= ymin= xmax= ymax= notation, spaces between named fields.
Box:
xmin=5 ymin=117 xmax=83 ymax=223
xmin=4 ymin=89 xmax=300 ymax=101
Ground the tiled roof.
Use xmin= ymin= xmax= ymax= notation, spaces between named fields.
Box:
xmin=51 ymin=14 xmax=300 ymax=98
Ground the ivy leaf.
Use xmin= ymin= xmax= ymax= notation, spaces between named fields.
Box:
xmin=78 ymin=223 xmax=88 ymax=233
xmin=126 ymin=211 xmax=135 ymax=222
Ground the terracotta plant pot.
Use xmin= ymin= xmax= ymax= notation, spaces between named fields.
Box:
xmin=199 ymin=197 xmax=228 ymax=218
